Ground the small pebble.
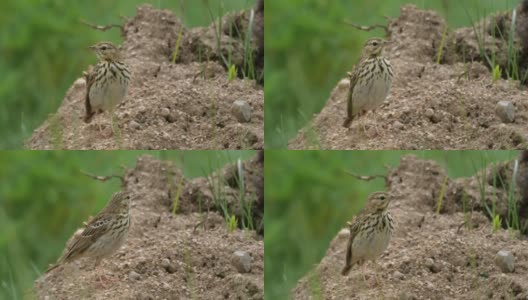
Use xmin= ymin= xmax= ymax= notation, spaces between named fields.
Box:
xmin=129 ymin=120 xmax=141 ymax=130
xmin=425 ymin=108 xmax=441 ymax=123
xmin=495 ymin=250 xmax=515 ymax=273
xmin=160 ymin=107 xmax=170 ymax=118
xmin=425 ymin=108 xmax=434 ymax=118
xmin=495 ymin=101 xmax=515 ymax=123
xmin=161 ymin=258 xmax=177 ymax=274
xmin=129 ymin=270 xmax=141 ymax=281
xmin=231 ymin=250 xmax=252 ymax=273
xmin=231 ymin=100 xmax=252 ymax=123
xmin=393 ymin=121 xmax=405 ymax=130
xmin=393 ymin=270 xmax=405 ymax=280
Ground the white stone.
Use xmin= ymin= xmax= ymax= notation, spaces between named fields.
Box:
xmin=495 ymin=250 xmax=515 ymax=273
xmin=231 ymin=250 xmax=252 ymax=273
xmin=231 ymin=100 xmax=252 ymax=123
xmin=495 ymin=101 xmax=515 ymax=123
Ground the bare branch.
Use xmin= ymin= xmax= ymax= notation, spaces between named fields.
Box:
xmin=80 ymin=170 xmax=125 ymax=186
xmin=80 ymin=19 xmax=123 ymax=32
xmin=343 ymin=19 xmax=388 ymax=35
xmin=343 ymin=170 xmax=387 ymax=182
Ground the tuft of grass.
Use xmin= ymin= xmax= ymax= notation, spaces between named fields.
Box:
xmin=436 ymin=25 xmax=448 ymax=64
xmin=436 ymin=176 xmax=448 ymax=214
xmin=461 ymin=188 xmax=473 ymax=230
xmin=506 ymin=158 xmax=520 ymax=231
xmin=242 ymin=6 xmax=256 ymax=80
xmin=172 ymin=175 xmax=185 ymax=215
xmin=472 ymin=158 xmax=494 ymax=221
xmin=235 ymin=159 xmax=254 ymax=231
xmin=172 ymin=26 xmax=185 ymax=64
xmin=172 ymin=0 xmax=186 ymax=64
xmin=203 ymin=157 xmax=232 ymax=230
xmin=203 ymin=0 xmax=230 ymax=68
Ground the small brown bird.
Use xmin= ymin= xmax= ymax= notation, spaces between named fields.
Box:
xmin=341 ymin=192 xmax=393 ymax=278
xmin=343 ymin=38 xmax=393 ymax=128
xmin=84 ymin=41 xmax=130 ymax=125
xmin=46 ymin=191 xmax=131 ymax=277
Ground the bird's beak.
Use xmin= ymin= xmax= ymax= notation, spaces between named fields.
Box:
xmin=88 ymin=45 xmax=96 ymax=50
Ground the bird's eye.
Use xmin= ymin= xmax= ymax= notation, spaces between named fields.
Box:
xmin=380 ymin=195 xmax=386 ymax=200
xmin=372 ymin=41 xmax=379 ymax=46
xmin=101 ymin=46 xmax=107 ymax=50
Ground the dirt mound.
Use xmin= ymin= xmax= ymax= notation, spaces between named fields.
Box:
xmin=293 ymin=154 xmax=528 ymax=299
xmin=35 ymin=154 xmax=263 ymax=299
xmin=289 ymin=5 xmax=528 ymax=150
xmin=26 ymin=4 xmax=263 ymax=150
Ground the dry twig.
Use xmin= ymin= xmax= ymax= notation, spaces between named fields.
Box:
xmin=80 ymin=19 xmax=123 ymax=32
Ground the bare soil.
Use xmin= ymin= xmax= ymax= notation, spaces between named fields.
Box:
xmin=26 ymin=4 xmax=263 ymax=150
xmin=35 ymin=154 xmax=263 ymax=299
xmin=293 ymin=154 xmax=528 ymax=300
xmin=289 ymin=5 xmax=528 ymax=150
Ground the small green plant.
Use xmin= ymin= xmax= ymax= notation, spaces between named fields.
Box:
xmin=492 ymin=64 xmax=502 ymax=83
xmin=228 ymin=64 xmax=237 ymax=81
xmin=227 ymin=214 xmax=238 ymax=233
xmin=492 ymin=214 xmax=502 ymax=233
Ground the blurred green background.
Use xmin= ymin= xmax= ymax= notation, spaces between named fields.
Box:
xmin=0 ymin=150 xmax=255 ymax=299
xmin=264 ymin=150 xmax=519 ymax=299
xmin=0 ymin=0 xmax=254 ymax=149
xmin=265 ymin=0 xmax=519 ymax=148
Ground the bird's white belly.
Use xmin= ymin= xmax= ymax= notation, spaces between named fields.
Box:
xmin=352 ymin=69 xmax=392 ymax=112
xmin=89 ymin=77 xmax=128 ymax=112
xmin=351 ymin=226 xmax=391 ymax=262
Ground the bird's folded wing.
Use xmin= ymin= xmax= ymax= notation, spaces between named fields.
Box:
xmin=62 ymin=215 xmax=112 ymax=260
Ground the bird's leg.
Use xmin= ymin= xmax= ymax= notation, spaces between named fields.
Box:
xmin=110 ymin=110 xmax=116 ymax=135
xmin=372 ymin=260 xmax=383 ymax=287
xmin=94 ymin=258 xmax=118 ymax=288
xmin=370 ymin=110 xmax=381 ymax=137
xmin=359 ymin=261 xmax=368 ymax=285
xmin=357 ymin=110 xmax=369 ymax=137
xmin=94 ymin=258 xmax=108 ymax=288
